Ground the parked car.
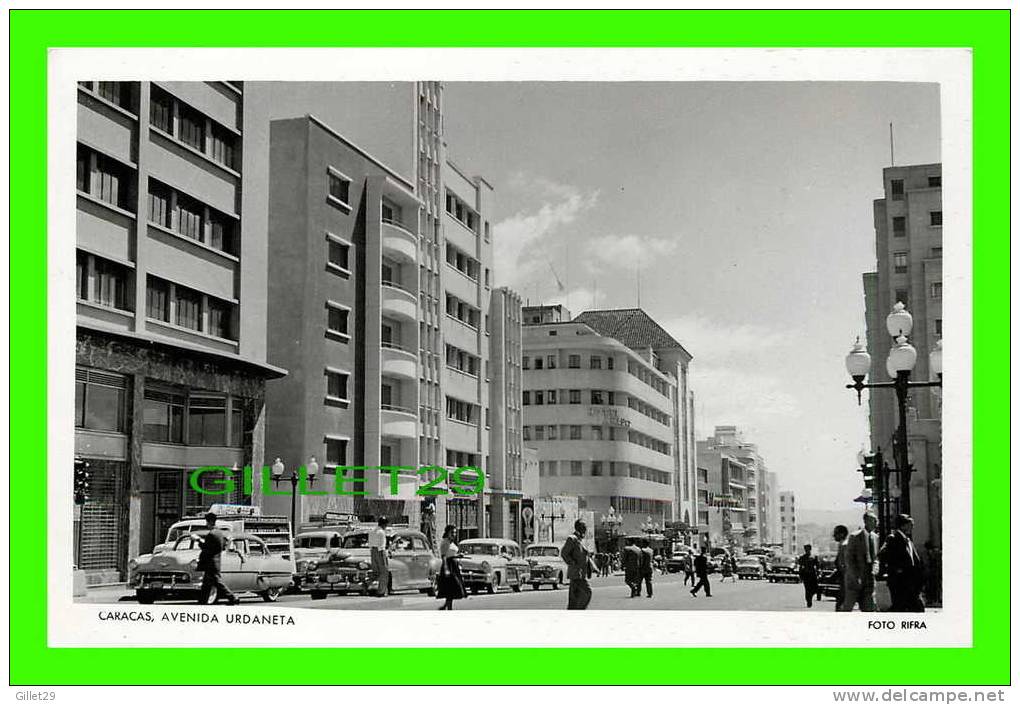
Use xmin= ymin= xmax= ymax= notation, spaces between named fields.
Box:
xmin=456 ymin=538 xmax=530 ymax=594
xmin=524 ymin=542 xmax=567 ymax=589
xmin=304 ymin=527 xmax=440 ymax=599
xmin=766 ymin=554 xmax=800 ymax=583
xmin=735 ymin=556 xmax=766 ymax=580
xmin=292 ymin=530 xmax=345 ymax=589
xmin=129 ymin=533 xmax=293 ymax=604
xmin=707 ymin=547 xmax=731 ymax=574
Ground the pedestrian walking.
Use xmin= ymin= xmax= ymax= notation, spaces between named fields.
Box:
xmin=196 ymin=512 xmax=240 ymax=606
xmin=719 ymin=555 xmax=736 ymax=583
xmin=560 ymin=520 xmax=593 ymax=609
xmin=436 ymin=524 xmax=467 ymax=610
xmin=880 ymin=514 xmax=925 ymax=612
xmin=842 ymin=511 xmax=879 ymax=612
xmin=797 ymin=544 xmax=820 ymax=608
xmin=682 ymin=553 xmax=695 ymax=586
xmin=832 ymin=525 xmax=850 ymax=611
xmin=690 ymin=548 xmax=712 ymax=597
xmin=368 ymin=516 xmax=390 ymax=597
xmin=622 ymin=538 xmax=642 ymax=597
xmin=639 ymin=538 xmax=654 ymax=598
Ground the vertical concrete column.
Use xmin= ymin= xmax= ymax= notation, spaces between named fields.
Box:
xmin=126 ymin=371 xmax=145 ymax=563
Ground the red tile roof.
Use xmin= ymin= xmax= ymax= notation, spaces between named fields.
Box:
xmin=573 ymin=308 xmax=692 ymax=359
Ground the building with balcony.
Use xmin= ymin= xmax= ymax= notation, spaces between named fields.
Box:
xmin=264 ymin=115 xmax=423 ymax=524
xmin=74 ymin=81 xmax=286 ymax=581
xmin=862 ymin=163 xmax=942 ymax=548
xmin=695 ymin=426 xmax=770 ymax=550
xmin=521 ymin=307 xmax=694 ymax=534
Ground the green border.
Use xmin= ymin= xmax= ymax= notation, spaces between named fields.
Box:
xmin=10 ymin=9 xmax=1009 ymax=686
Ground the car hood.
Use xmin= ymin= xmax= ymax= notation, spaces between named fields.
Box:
xmin=527 ymin=557 xmax=563 ymax=568
xmin=294 ymin=547 xmax=329 ymax=561
xmin=138 ymin=550 xmax=200 ymax=569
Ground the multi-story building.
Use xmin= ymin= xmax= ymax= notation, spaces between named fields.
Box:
xmin=521 ymin=307 xmax=694 ymax=534
xmin=862 ymin=163 xmax=942 ymax=548
xmin=762 ymin=469 xmax=781 ymax=546
xmin=487 ymin=287 xmax=525 ymax=541
xmin=74 ymin=81 xmax=285 ymax=581
xmin=778 ymin=491 xmax=797 ymax=554
xmin=264 ymin=115 xmax=424 ymax=524
xmin=695 ymin=426 xmax=768 ymax=549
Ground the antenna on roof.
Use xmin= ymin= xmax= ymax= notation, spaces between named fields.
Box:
xmin=889 ymin=122 xmax=895 ymax=166
xmin=636 ymin=266 xmax=641 ymax=307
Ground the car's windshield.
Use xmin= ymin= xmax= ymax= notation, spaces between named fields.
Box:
xmin=172 ymin=535 xmax=205 ymax=551
xmin=342 ymin=533 xmax=371 ymax=548
xmin=460 ymin=543 xmax=499 ymax=556
xmin=526 ymin=547 xmax=560 ymax=558
xmin=737 ymin=559 xmax=759 ymax=566
xmin=296 ymin=536 xmax=328 ymax=548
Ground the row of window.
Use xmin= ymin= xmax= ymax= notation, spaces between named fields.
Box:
xmin=79 ymin=81 xmax=135 ymax=112
xmin=445 ymin=344 xmax=480 ymax=377
xmin=77 ymin=144 xmax=134 ymax=212
xmin=445 ymin=190 xmax=479 ymax=232
xmin=445 ymin=293 xmax=481 ymax=329
xmin=536 ymin=460 xmax=672 ymax=485
xmin=445 ymin=242 xmax=483 ymax=282
xmin=610 ymin=496 xmax=673 ymax=515
xmin=891 ymin=211 xmax=942 ymax=236
xmin=149 ymin=178 xmax=238 ymax=256
xmin=446 ymin=396 xmax=480 ymax=425
xmin=525 ymin=424 xmax=626 ymax=442
xmin=149 ymin=85 xmax=237 ymax=170
xmin=146 ymin=275 xmax=236 ymax=341
xmin=889 ymin=175 xmax=941 ymax=200
xmin=76 ymin=251 xmax=130 ymax=312
xmin=75 ymin=367 xmax=247 ymax=447
xmin=523 ymin=388 xmax=617 ymax=406
xmin=627 ymin=361 xmax=671 ymax=397
xmin=523 ymin=353 xmax=616 ymax=371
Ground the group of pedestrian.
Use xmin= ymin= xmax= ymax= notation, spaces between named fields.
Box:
xmin=818 ymin=511 xmax=929 ymax=612
xmin=621 ymin=537 xmax=655 ymax=597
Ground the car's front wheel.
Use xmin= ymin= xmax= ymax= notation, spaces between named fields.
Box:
xmin=136 ymin=590 xmax=156 ymax=605
xmin=310 ymin=591 xmax=328 ymax=600
xmin=531 ymin=583 xmax=540 ymax=590
xmin=260 ymin=587 xmax=283 ymax=602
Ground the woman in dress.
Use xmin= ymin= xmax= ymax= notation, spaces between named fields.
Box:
xmin=436 ymin=524 xmax=467 ymax=610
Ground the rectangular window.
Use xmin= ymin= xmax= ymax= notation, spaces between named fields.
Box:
xmin=894 ymin=289 xmax=909 ymax=308
xmin=188 ymin=395 xmax=227 ymax=447
xmin=148 ymin=181 xmax=171 ymax=228
xmin=381 ymin=198 xmax=403 ymax=226
xmin=547 ymin=390 xmax=557 ymax=404
xmin=230 ymin=399 xmax=244 ymax=447
xmin=522 ymin=391 xmax=530 ymax=406
xmin=591 ymin=461 xmax=603 ymax=477
xmin=174 ymin=285 xmax=202 ymax=331
xmin=547 ymin=355 xmax=557 ymax=369
xmin=143 ymin=387 xmax=185 ymax=443
xmin=892 ymin=216 xmax=906 ymax=236
xmin=591 ymin=390 xmax=604 ymax=405
xmin=75 ymin=368 xmax=127 ymax=432
xmin=607 ymin=357 xmax=614 ymax=370
xmin=207 ymin=297 xmax=233 ymax=340
xmin=76 ymin=251 xmax=88 ymax=300
xmin=92 ymin=257 xmax=128 ymax=310
xmin=592 ymin=426 xmax=603 ymax=441
xmin=890 ymin=179 xmax=904 ymax=200
xmin=175 ymin=193 xmax=203 ymax=241
xmin=177 ymin=103 xmax=205 ymax=152
xmin=534 ymin=391 xmax=544 ymax=405
xmin=326 ymin=438 xmax=349 ymax=468
xmin=326 ymin=370 xmax=350 ymax=401
xmin=569 ymin=390 xmax=581 ymax=404
xmin=534 ymin=357 xmax=543 ymax=370
xmin=97 ymin=81 xmax=128 ymax=108
xmin=522 ymin=356 xmax=530 ymax=370
xmin=935 ymin=319 xmax=942 ymax=336
xmin=893 ymin=252 xmax=908 ymax=274
xmin=547 ymin=425 xmax=558 ymax=441
xmin=534 ymin=426 xmax=545 ymax=441
xmin=931 ymin=247 xmax=943 ymax=258
xmin=523 ymin=426 xmax=532 ymax=441
xmin=930 ymin=282 xmax=942 ymax=299
xmin=571 ymin=461 xmax=583 ymax=477
xmin=930 ymin=211 xmax=943 ymax=226
xmin=570 ymin=425 xmax=582 ymax=440
xmin=327 ymin=304 xmax=350 ymax=338
xmin=328 ymin=170 xmax=351 ymax=206
xmin=92 ymin=152 xmax=130 ymax=210
xmin=208 ymin=212 xmax=236 ymax=255
xmin=146 ymin=276 xmax=170 ymax=322
xmin=328 ymin=238 xmax=350 ymax=272
xmin=928 ymin=175 xmax=941 ymax=188
xmin=208 ymin=124 xmax=235 ymax=169
xmin=590 ymin=356 xmax=602 ymax=369
xmin=568 ymin=355 xmax=580 ymax=369
xmin=547 ymin=461 xmax=558 ymax=477
xmin=149 ymin=86 xmax=173 ymax=133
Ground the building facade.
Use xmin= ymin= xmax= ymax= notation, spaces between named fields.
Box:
xmin=863 ymin=163 xmax=942 ymax=548
xmin=74 ymin=81 xmax=285 ymax=581
xmin=521 ymin=308 xmax=694 ymax=535
xmin=778 ymin=491 xmax=797 ymax=554
xmin=695 ymin=426 xmax=770 ymax=550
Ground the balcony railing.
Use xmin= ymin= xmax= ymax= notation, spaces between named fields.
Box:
xmin=381 ymin=403 xmax=416 ymax=416
xmin=381 ymin=279 xmax=413 ymax=295
xmin=381 ymin=340 xmax=415 ymax=355
xmin=381 ymin=216 xmax=414 ymax=236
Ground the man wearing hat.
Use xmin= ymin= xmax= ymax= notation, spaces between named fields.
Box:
xmin=197 ymin=512 xmax=240 ymax=605
xmin=842 ymin=511 xmax=879 ymax=612
xmin=880 ymin=514 xmax=925 ymax=612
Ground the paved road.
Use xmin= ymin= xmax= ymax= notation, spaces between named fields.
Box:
xmin=81 ymin=573 xmax=835 ymax=612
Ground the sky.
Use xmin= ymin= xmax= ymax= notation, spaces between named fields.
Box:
xmin=441 ymin=81 xmax=941 ymax=514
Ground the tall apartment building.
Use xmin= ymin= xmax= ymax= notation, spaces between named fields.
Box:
xmin=264 ymin=115 xmax=424 ymax=524
xmin=778 ymin=491 xmax=797 ymax=554
xmin=74 ymin=81 xmax=285 ymax=581
xmin=487 ymin=287 xmax=525 ymax=541
xmin=695 ymin=426 xmax=768 ymax=549
xmin=762 ymin=469 xmax=781 ymax=545
xmin=862 ymin=163 xmax=942 ymax=548
xmin=521 ymin=307 xmax=694 ymax=535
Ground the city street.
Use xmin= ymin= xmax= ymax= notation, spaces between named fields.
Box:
xmin=80 ymin=573 xmax=829 ymax=612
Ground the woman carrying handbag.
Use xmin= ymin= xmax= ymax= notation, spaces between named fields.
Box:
xmin=436 ymin=524 xmax=467 ymax=610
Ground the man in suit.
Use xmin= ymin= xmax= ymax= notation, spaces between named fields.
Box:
xmin=690 ymin=548 xmax=712 ymax=597
xmin=682 ymin=552 xmax=696 ymax=586
xmin=639 ymin=538 xmax=654 ymax=598
xmin=842 ymin=511 xmax=879 ymax=612
xmin=797 ymin=544 xmax=820 ymax=608
xmin=832 ymin=524 xmax=850 ymax=611
xmin=197 ymin=512 xmax=240 ymax=605
xmin=622 ymin=538 xmax=642 ymax=597
xmin=880 ymin=514 xmax=925 ymax=612
xmin=560 ymin=520 xmax=593 ymax=609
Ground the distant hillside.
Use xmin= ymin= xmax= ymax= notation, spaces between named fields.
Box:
xmin=797 ymin=507 xmax=869 ymax=530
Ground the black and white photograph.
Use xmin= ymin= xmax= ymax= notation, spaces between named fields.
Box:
xmin=53 ymin=48 xmax=971 ymax=647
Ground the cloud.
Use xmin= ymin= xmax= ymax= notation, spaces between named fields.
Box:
xmin=492 ymin=181 xmax=599 ymax=290
xmin=659 ymin=313 xmax=788 ymax=364
xmin=585 ymin=234 xmax=678 ymax=271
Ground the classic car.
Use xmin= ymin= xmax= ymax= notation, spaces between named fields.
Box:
xmin=152 ymin=519 xmax=234 ymax=554
xmin=292 ymin=530 xmax=345 ymax=589
xmin=665 ymin=549 xmax=693 ymax=574
xmin=735 ymin=556 xmax=766 ymax=580
xmin=524 ymin=542 xmax=567 ymax=589
xmin=129 ymin=532 xmax=293 ymax=604
xmin=766 ymin=554 xmax=800 ymax=583
xmin=304 ymin=527 xmax=441 ymax=599
xmin=456 ymin=538 xmax=530 ymax=594
xmin=816 ymin=553 xmax=842 ymax=599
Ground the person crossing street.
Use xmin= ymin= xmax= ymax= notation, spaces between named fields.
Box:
xmin=561 ymin=520 xmax=594 ymax=609
xmin=690 ymin=548 xmax=712 ymax=597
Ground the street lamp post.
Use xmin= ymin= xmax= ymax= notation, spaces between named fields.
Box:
xmin=600 ymin=506 xmax=623 ymax=551
xmin=271 ymin=456 xmax=319 ymax=535
xmin=845 ymin=303 xmax=942 ymax=517
xmin=540 ymin=501 xmax=567 ymax=543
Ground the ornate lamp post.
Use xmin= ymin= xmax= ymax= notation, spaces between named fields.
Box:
xmin=271 ymin=456 xmax=319 ymax=535
xmin=540 ymin=499 xmax=567 ymax=543
xmin=600 ymin=506 xmax=623 ymax=550
xmin=845 ymin=303 xmax=942 ymax=516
